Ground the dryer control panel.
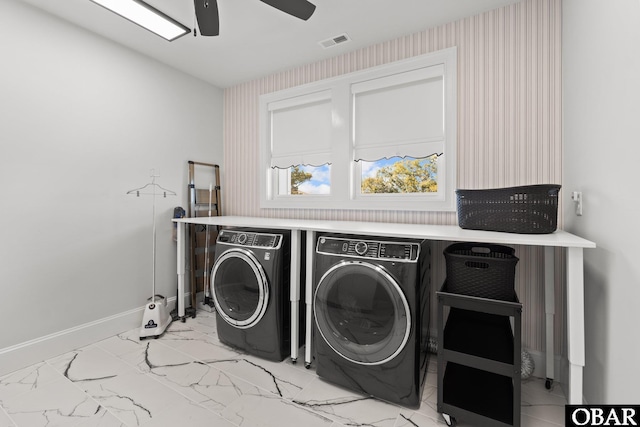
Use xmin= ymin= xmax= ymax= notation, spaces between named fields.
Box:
xmin=316 ymin=236 xmax=420 ymax=262
xmin=218 ymin=230 xmax=282 ymax=249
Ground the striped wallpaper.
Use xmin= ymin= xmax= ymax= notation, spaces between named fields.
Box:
xmin=223 ymin=0 xmax=563 ymax=355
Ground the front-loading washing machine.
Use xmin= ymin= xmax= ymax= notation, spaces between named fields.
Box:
xmin=313 ymin=234 xmax=431 ymax=408
xmin=211 ymin=228 xmax=294 ymax=361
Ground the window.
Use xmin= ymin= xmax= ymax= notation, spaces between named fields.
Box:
xmin=276 ymin=164 xmax=331 ymax=196
xmin=359 ymin=155 xmax=439 ymax=195
xmin=259 ymin=47 xmax=457 ymax=211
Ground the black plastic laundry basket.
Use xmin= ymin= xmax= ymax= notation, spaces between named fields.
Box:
xmin=444 ymin=242 xmax=519 ymax=301
xmin=456 ymin=184 xmax=561 ymax=234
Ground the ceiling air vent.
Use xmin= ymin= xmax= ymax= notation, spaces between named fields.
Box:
xmin=319 ymin=33 xmax=351 ymax=49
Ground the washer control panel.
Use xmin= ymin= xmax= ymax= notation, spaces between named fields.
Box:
xmin=218 ymin=230 xmax=282 ymax=249
xmin=316 ymin=236 xmax=420 ymax=262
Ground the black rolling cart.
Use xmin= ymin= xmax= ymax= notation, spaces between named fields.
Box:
xmin=436 ymin=284 xmax=522 ymax=427
xmin=437 ymin=242 xmax=522 ymax=427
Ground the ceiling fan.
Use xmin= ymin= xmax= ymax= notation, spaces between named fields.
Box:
xmin=194 ymin=0 xmax=317 ymax=36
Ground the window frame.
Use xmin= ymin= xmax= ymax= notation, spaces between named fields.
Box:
xmin=259 ymin=47 xmax=457 ymax=211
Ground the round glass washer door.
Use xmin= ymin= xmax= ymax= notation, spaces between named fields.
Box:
xmin=211 ymin=248 xmax=269 ymax=329
xmin=313 ymin=260 xmax=411 ymax=365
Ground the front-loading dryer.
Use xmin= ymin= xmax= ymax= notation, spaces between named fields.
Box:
xmin=211 ymin=228 xmax=292 ymax=361
xmin=313 ymin=234 xmax=431 ymax=408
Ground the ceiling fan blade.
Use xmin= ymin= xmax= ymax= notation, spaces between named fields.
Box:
xmin=259 ymin=0 xmax=316 ymax=21
xmin=194 ymin=0 xmax=219 ymax=36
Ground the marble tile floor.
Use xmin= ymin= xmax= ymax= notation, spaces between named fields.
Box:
xmin=0 ymin=310 xmax=566 ymax=427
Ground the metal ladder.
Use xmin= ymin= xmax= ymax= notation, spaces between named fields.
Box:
xmin=187 ymin=161 xmax=222 ymax=315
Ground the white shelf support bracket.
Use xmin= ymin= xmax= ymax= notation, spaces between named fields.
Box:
xmin=566 ymin=247 xmax=586 ymax=404
xmin=290 ymin=229 xmax=302 ymax=363
xmin=305 ymin=230 xmax=316 ymax=368
xmin=544 ymin=246 xmax=555 ymax=387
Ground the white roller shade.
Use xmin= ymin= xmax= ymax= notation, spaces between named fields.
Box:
xmin=269 ymin=91 xmax=332 ymax=168
xmin=352 ymin=66 xmax=445 ymax=161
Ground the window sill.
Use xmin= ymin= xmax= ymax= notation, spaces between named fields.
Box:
xmin=260 ymin=195 xmax=456 ymax=212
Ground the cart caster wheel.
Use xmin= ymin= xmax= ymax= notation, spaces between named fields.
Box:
xmin=442 ymin=413 xmax=456 ymax=426
xmin=304 ymin=363 xmax=311 ymax=369
xmin=545 ymin=378 xmax=553 ymax=389
xmin=291 ymin=358 xmax=297 ymax=365
xmin=181 ymin=317 xmax=186 ymax=323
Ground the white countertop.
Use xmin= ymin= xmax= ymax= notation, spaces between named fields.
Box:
xmin=174 ymin=215 xmax=595 ymax=249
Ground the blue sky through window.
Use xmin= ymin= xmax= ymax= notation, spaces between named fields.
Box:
xmin=361 ymin=158 xmax=398 ymax=179
xmin=297 ymin=164 xmax=331 ymax=195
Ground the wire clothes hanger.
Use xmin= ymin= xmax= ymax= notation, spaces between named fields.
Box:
xmin=127 ymin=170 xmax=177 ymax=198
xmin=127 ymin=170 xmax=176 ymax=305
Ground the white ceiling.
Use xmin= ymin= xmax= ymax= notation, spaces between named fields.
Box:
xmin=19 ymin=0 xmax=523 ymax=88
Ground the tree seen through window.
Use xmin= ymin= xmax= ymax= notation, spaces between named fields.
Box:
xmin=361 ymin=155 xmax=438 ymax=194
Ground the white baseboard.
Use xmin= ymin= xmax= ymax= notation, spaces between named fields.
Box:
xmin=557 ymin=355 xmax=587 ymax=404
xmin=0 ymin=294 xmax=189 ymax=377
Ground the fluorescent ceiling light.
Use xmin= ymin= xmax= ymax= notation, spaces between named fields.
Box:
xmin=90 ymin=0 xmax=190 ymax=41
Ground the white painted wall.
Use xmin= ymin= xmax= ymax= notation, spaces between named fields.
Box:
xmin=0 ymin=0 xmax=222 ymax=371
xmin=563 ymin=0 xmax=640 ymax=403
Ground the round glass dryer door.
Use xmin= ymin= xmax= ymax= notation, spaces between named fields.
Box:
xmin=211 ymin=248 xmax=269 ymax=329
xmin=313 ymin=260 xmax=411 ymax=365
